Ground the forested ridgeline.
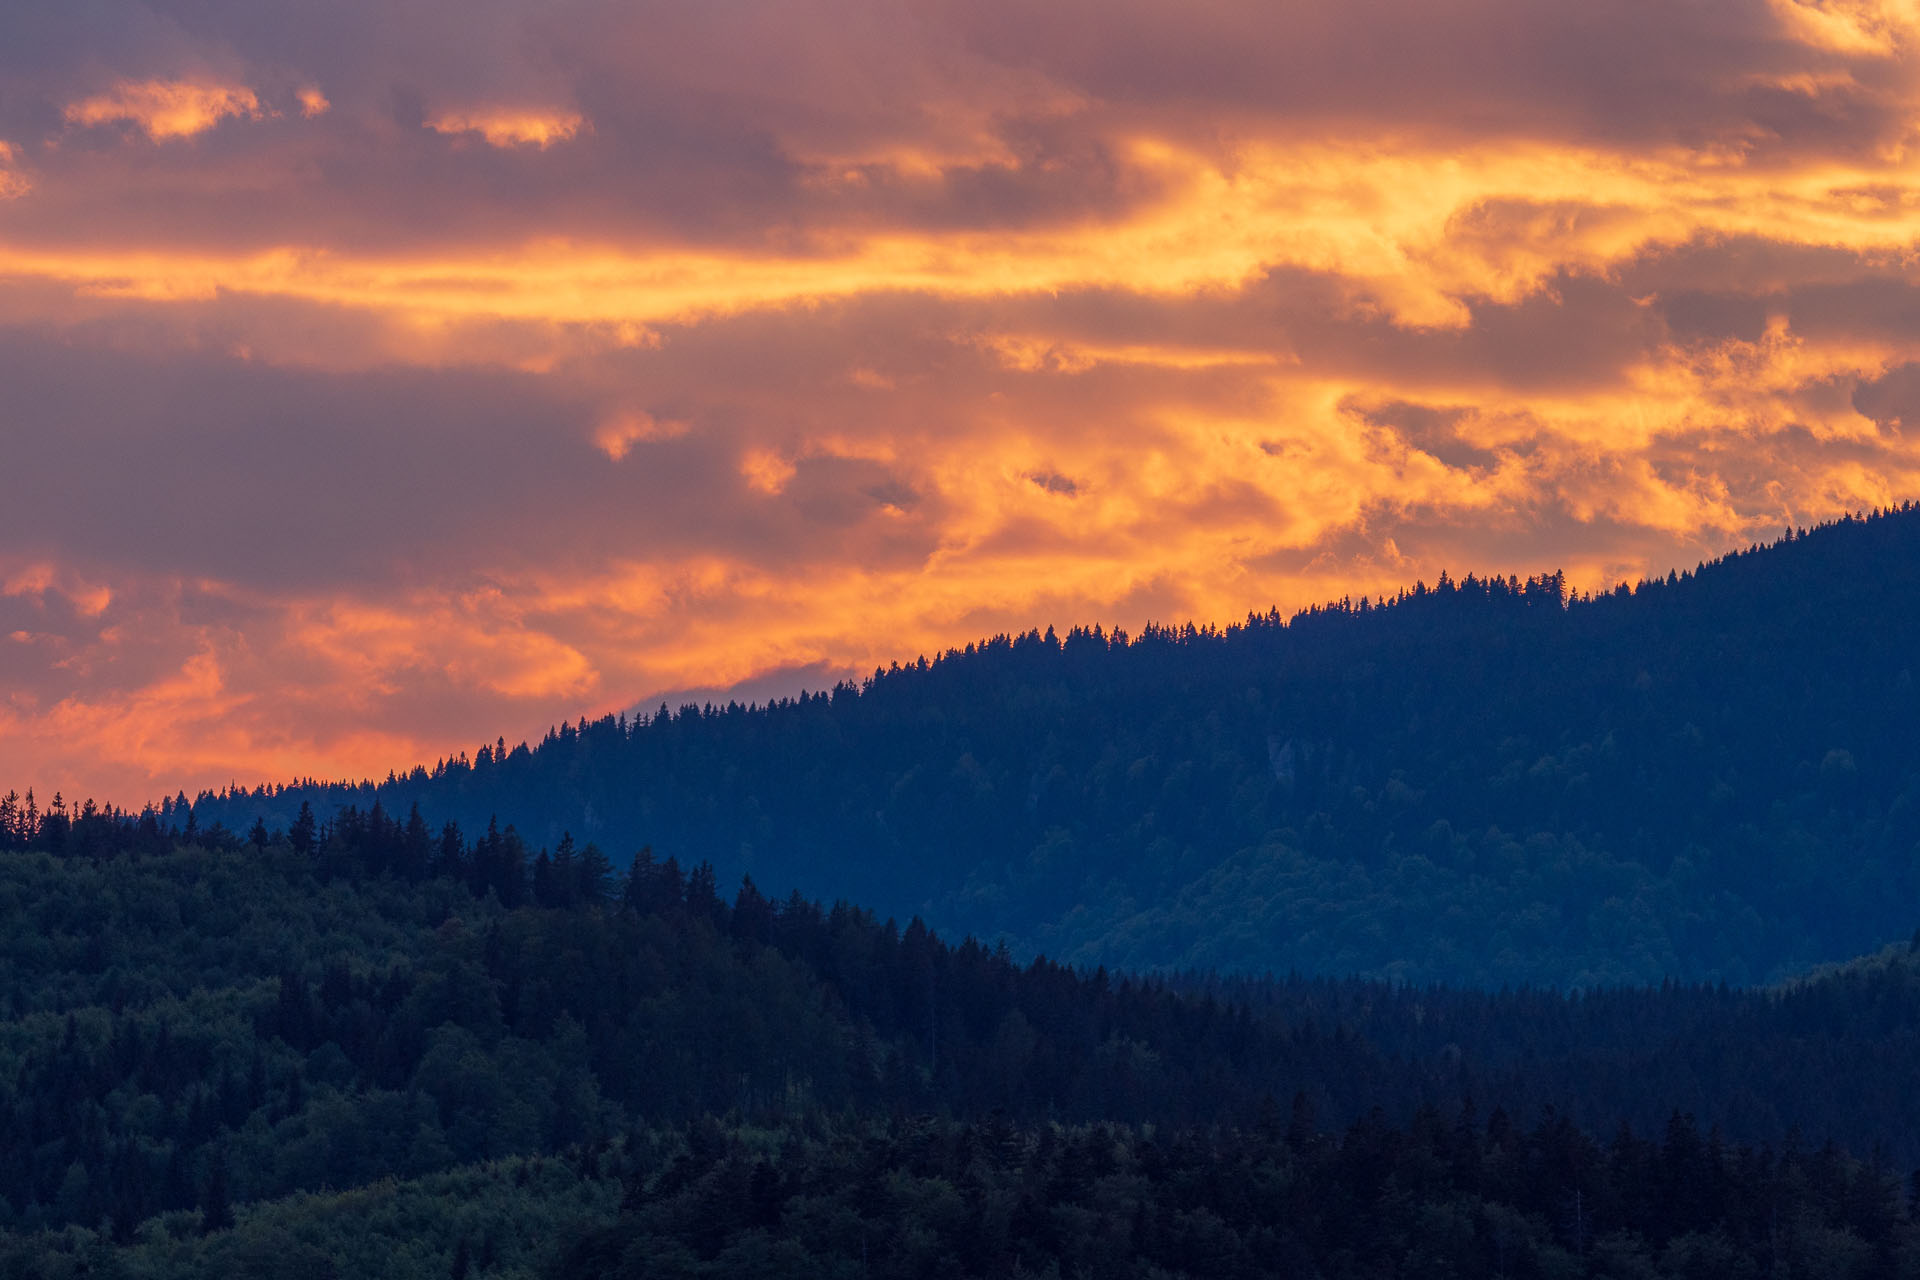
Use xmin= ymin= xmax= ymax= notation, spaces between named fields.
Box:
xmin=171 ymin=503 xmax=1920 ymax=986
xmin=4 ymin=829 xmax=1920 ymax=1276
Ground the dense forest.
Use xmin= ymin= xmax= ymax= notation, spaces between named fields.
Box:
xmin=10 ymin=508 xmax=1920 ymax=1273
xmin=0 ymin=823 xmax=1918 ymax=1275
xmin=558 ymin=1109 xmax=1920 ymax=1280
xmin=175 ymin=504 xmax=1920 ymax=987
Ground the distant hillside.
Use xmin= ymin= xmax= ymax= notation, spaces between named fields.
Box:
xmin=183 ymin=503 xmax=1920 ymax=986
xmin=7 ymin=838 xmax=1920 ymax=1274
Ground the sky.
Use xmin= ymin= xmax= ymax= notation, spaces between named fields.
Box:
xmin=5 ymin=0 xmax=1920 ymax=806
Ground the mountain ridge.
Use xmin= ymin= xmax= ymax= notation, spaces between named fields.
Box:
xmin=128 ymin=501 xmax=1920 ymax=985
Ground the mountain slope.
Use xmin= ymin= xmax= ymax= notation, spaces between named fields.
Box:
xmin=187 ymin=504 xmax=1920 ymax=986
xmin=6 ymin=836 xmax=1920 ymax=1276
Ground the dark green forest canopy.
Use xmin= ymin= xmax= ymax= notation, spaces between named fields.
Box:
xmin=161 ymin=502 xmax=1920 ymax=987
xmin=2 ymin=838 xmax=1920 ymax=1277
xmin=556 ymin=1108 xmax=1920 ymax=1280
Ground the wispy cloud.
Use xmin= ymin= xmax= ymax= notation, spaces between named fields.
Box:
xmin=0 ymin=142 xmax=26 ymax=199
xmin=425 ymin=108 xmax=586 ymax=148
xmin=63 ymin=79 xmax=262 ymax=141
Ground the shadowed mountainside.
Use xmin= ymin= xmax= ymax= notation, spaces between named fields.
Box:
xmin=3 ymin=835 xmax=1920 ymax=1264
xmin=176 ymin=504 xmax=1920 ymax=986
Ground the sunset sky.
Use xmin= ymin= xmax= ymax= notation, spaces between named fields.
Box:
xmin=5 ymin=0 xmax=1920 ymax=805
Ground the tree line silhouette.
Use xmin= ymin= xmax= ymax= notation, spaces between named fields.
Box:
xmin=172 ymin=502 xmax=1920 ymax=987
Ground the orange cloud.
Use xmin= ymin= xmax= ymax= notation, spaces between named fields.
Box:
xmin=595 ymin=411 xmax=688 ymax=460
xmin=1768 ymin=0 xmax=1917 ymax=54
xmin=0 ymin=142 xmax=27 ymax=200
xmin=63 ymin=79 xmax=263 ymax=141
xmin=741 ymin=450 xmax=798 ymax=495
xmin=3 ymin=564 xmax=112 ymax=617
xmin=297 ymin=87 xmax=331 ymax=118
xmin=425 ymin=108 xmax=587 ymax=148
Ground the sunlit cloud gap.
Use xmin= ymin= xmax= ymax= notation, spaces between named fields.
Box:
xmin=62 ymin=79 xmax=264 ymax=141
xmin=424 ymin=109 xmax=587 ymax=148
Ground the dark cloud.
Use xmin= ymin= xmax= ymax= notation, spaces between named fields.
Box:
xmin=938 ymin=0 xmax=1896 ymax=153
xmin=1852 ymin=363 xmax=1920 ymax=430
xmin=1659 ymin=290 xmax=1774 ymax=345
xmin=0 ymin=320 xmax=963 ymax=592
xmin=1347 ymin=400 xmax=1498 ymax=471
xmin=1782 ymin=277 xmax=1920 ymax=344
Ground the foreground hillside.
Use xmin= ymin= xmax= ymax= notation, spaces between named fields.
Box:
xmin=189 ymin=504 xmax=1920 ymax=986
xmin=2 ymin=834 xmax=1920 ymax=1276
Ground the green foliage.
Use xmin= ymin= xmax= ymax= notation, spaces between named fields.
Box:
xmin=0 ymin=1155 xmax=618 ymax=1279
xmin=0 ymin=835 xmax=1917 ymax=1274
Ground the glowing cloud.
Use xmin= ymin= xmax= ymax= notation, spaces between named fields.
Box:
xmin=0 ymin=143 xmax=26 ymax=200
xmin=297 ymin=87 xmax=331 ymax=118
xmin=595 ymin=411 xmax=688 ymax=460
xmin=425 ymin=108 xmax=586 ymax=148
xmin=1768 ymin=0 xmax=1917 ymax=54
xmin=741 ymin=450 xmax=798 ymax=495
xmin=63 ymin=79 xmax=263 ymax=141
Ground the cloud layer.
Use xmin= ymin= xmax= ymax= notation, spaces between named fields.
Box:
xmin=5 ymin=0 xmax=1920 ymax=804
